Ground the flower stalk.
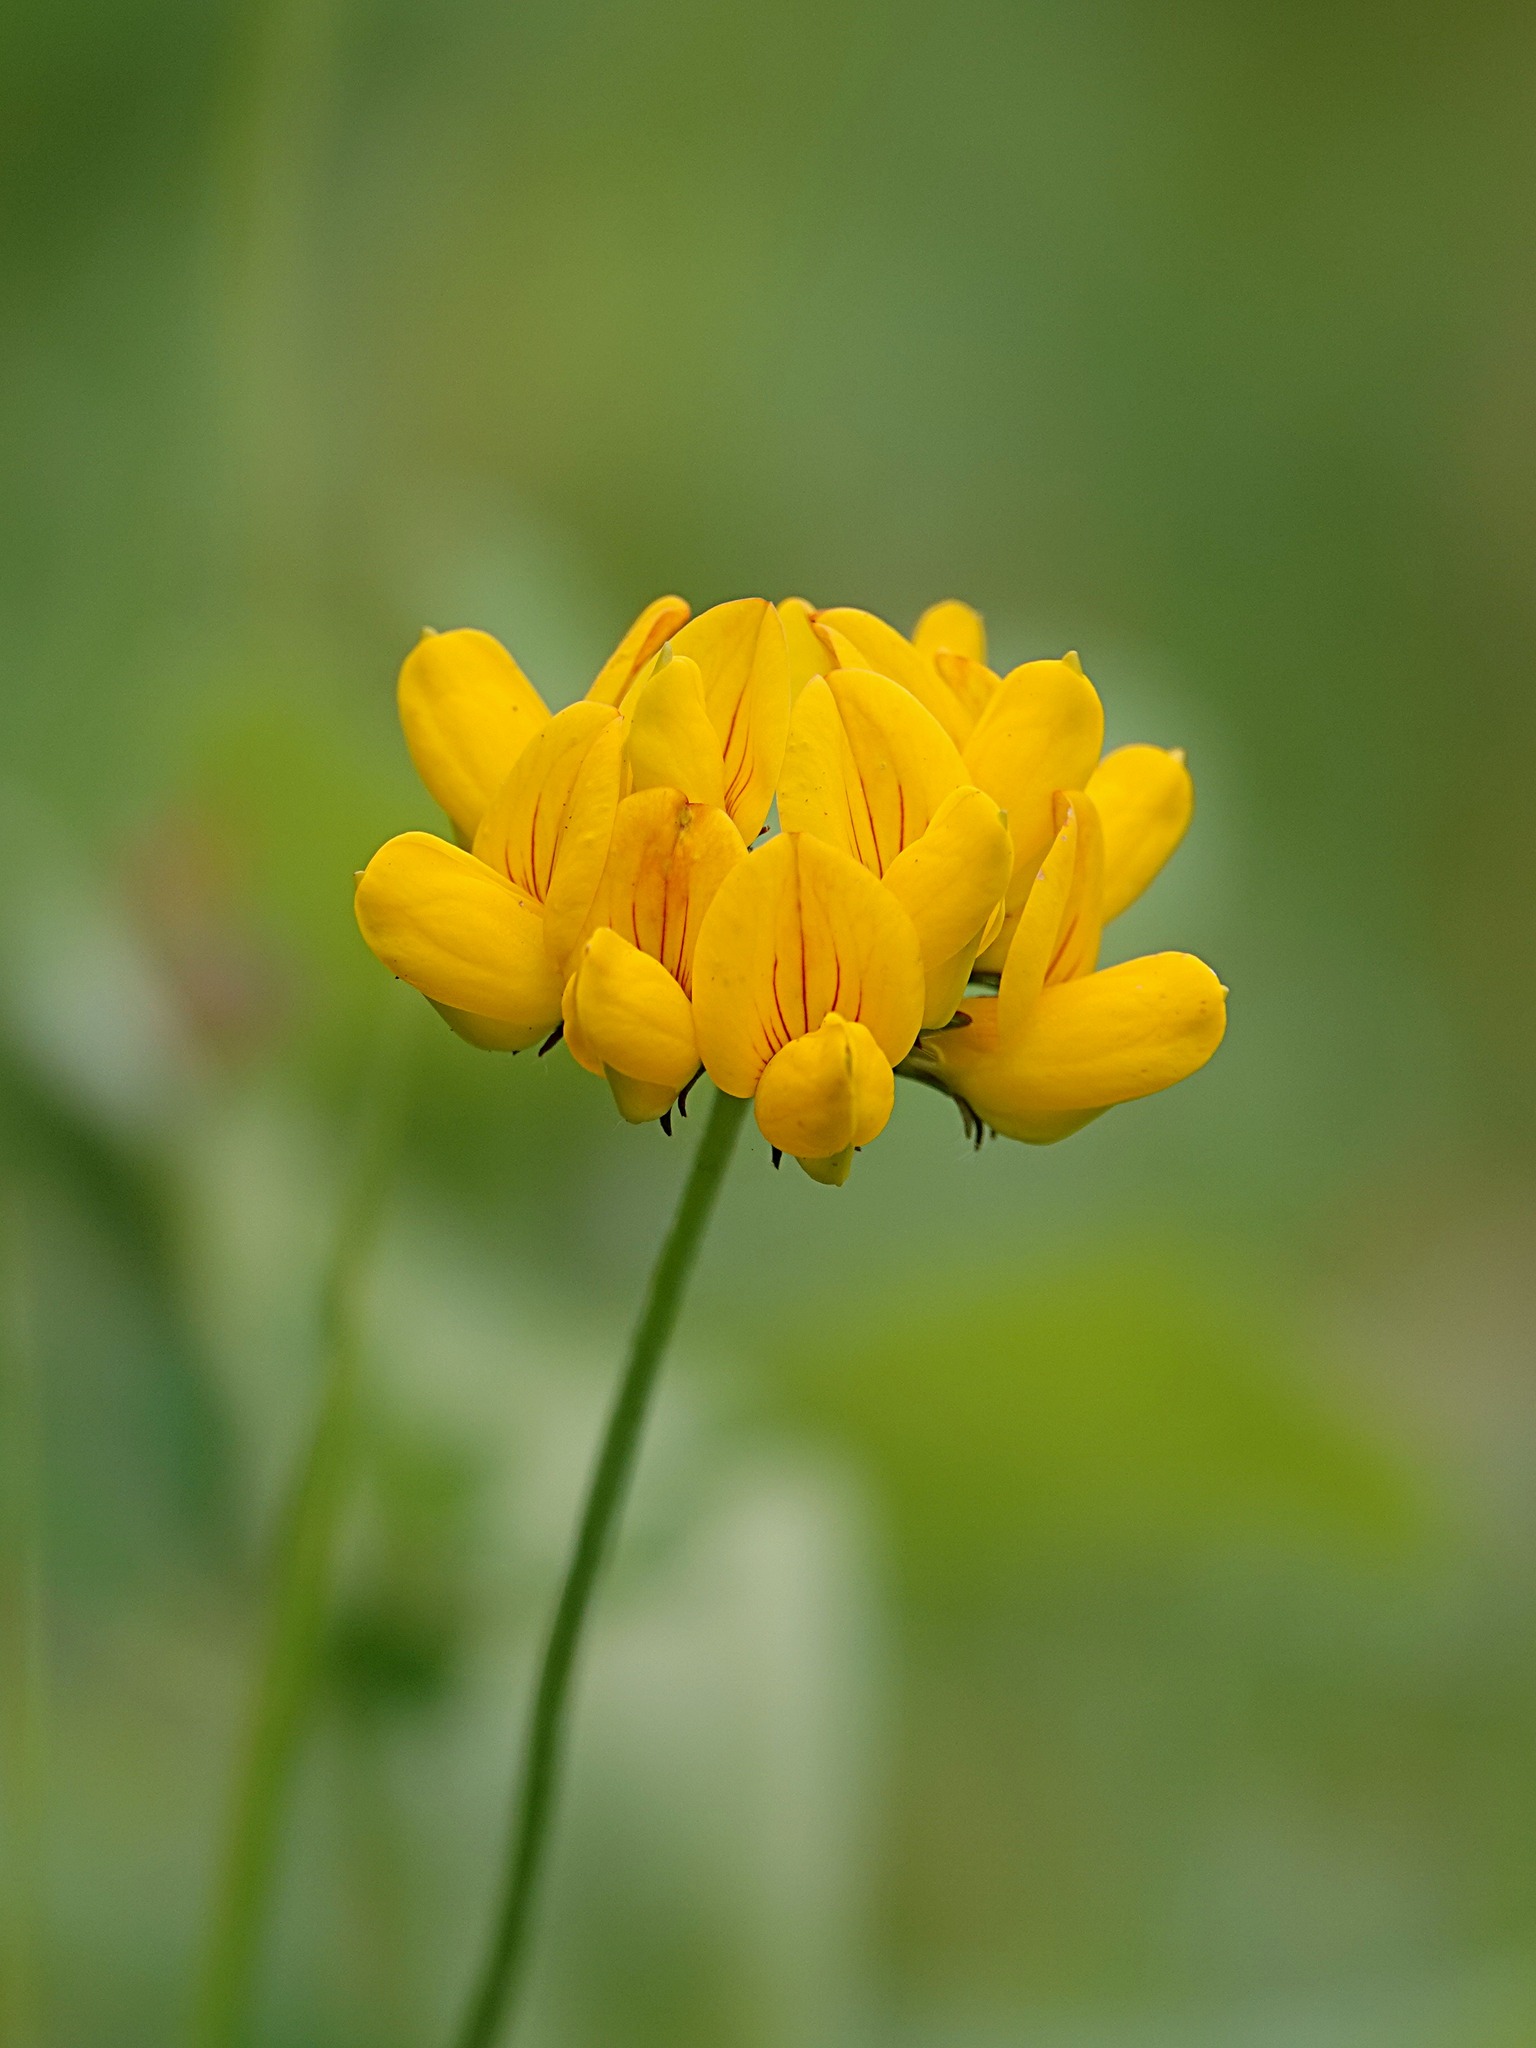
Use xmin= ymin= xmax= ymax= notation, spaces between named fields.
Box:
xmin=453 ymin=1083 xmax=749 ymax=2048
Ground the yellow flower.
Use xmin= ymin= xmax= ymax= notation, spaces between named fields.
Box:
xmin=397 ymin=595 xmax=687 ymax=844
xmin=912 ymin=784 xmax=1226 ymax=1143
xmin=562 ymin=787 xmax=744 ymax=1123
xmin=692 ymin=832 xmax=925 ymax=1184
xmin=792 ymin=598 xmax=1196 ymax=972
xmin=776 ymin=662 xmax=1011 ymax=1029
xmin=355 ymin=588 xmax=1224 ymax=1175
xmin=780 ymin=596 xmax=1221 ymax=1147
xmin=811 ymin=606 xmax=975 ymax=748
xmin=607 ymin=597 xmax=792 ymax=844
xmin=356 ymin=598 xmax=688 ymax=1048
xmin=356 ymin=594 xmax=792 ymax=1050
xmin=355 ymin=699 xmax=626 ymax=1050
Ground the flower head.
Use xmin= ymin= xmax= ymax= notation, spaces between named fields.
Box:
xmin=356 ymin=591 xmax=1225 ymax=1180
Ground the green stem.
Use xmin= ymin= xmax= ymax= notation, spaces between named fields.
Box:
xmin=0 ymin=1186 xmax=48 ymax=2048
xmin=191 ymin=1006 xmax=412 ymax=2048
xmin=453 ymin=1085 xmax=750 ymax=2048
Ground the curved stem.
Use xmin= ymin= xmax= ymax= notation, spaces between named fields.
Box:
xmin=453 ymin=1085 xmax=750 ymax=2048
xmin=191 ymin=1003 xmax=413 ymax=2048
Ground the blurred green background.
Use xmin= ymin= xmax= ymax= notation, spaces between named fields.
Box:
xmin=4 ymin=1 xmax=1536 ymax=2043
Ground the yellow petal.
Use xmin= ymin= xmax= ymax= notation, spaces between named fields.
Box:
xmin=692 ymin=832 xmax=925 ymax=1096
xmin=811 ymin=621 xmax=876 ymax=674
xmin=913 ymin=599 xmax=986 ymax=666
xmin=473 ymin=702 xmax=625 ymax=968
xmin=925 ymin=954 xmax=1227 ymax=1142
xmin=778 ymin=597 xmax=829 ymax=700
xmin=813 ymin=607 xmax=971 ymax=748
xmin=796 ymin=1146 xmax=856 ymax=1187
xmin=778 ymin=667 xmax=966 ymax=876
xmin=1087 ymin=744 xmax=1195 ymax=921
xmin=397 ymin=629 xmax=550 ymax=842
xmin=430 ymin=1000 xmax=547 ymax=1052
xmin=1037 ymin=787 xmax=1104 ymax=989
xmin=586 ymin=594 xmax=691 ymax=708
xmin=560 ymin=963 xmax=599 ymax=1074
xmin=670 ymin=598 xmax=790 ymax=843
xmin=881 ymin=785 xmax=1012 ymax=1028
xmin=582 ymin=787 xmax=745 ymax=995
xmin=933 ymin=649 xmax=1001 ymax=727
xmin=606 ymin=1071 xmax=686 ymax=1123
xmin=962 ymin=657 xmax=1105 ymax=912
xmin=974 ymin=917 xmax=1017 ymax=977
xmin=914 ymin=953 xmax=977 ymax=1035
xmin=994 ymin=791 xmax=1105 ymax=1034
xmin=563 ymin=928 xmax=699 ymax=1112
xmin=624 ymin=655 xmax=727 ymax=808
xmin=753 ymin=1013 xmax=894 ymax=1171
xmin=355 ymin=832 xmax=563 ymax=1042
xmin=995 ymin=794 xmax=1079 ymax=1038
xmin=977 ymin=893 xmax=1008 ymax=956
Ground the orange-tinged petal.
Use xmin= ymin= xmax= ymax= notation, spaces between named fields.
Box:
xmin=473 ymin=702 xmax=625 ymax=967
xmin=778 ymin=667 xmax=966 ymax=876
xmin=813 ymin=606 xmax=971 ymax=747
xmin=562 ymin=928 xmax=699 ymax=1117
xmin=670 ymin=598 xmax=790 ymax=843
xmin=624 ymin=656 xmax=727 ymax=808
xmin=913 ymin=599 xmax=986 ymax=666
xmin=963 ymin=657 xmax=1105 ymax=912
xmin=811 ymin=620 xmax=874 ymax=674
xmin=582 ymin=788 xmax=745 ymax=995
xmin=881 ymin=785 xmax=1012 ymax=1028
xmin=397 ymin=629 xmax=550 ymax=842
xmin=1087 ymin=744 xmax=1194 ymax=921
xmin=753 ymin=1012 xmax=894 ymax=1179
xmin=778 ymin=597 xmax=829 ymax=699
xmin=933 ymin=649 xmax=1001 ymax=727
xmin=925 ymin=954 xmax=1227 ymax=1142
xmin=355 ymin=832 xmax=562 ymax=1043
xmin=586 ymin=594 xmax=691 ymax=708
xmin=692 ymin=832 xmax=925 ymax=1096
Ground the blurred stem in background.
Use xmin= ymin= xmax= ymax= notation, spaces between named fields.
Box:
xmin=0 ymin=1185 xmax=48 ymax=2048
xmin=213 ymin=0 xmax=353 ymax=588
xmin=191 ymin=998 xmax=415 ymax=2048
xmin=454 ymin=1086 xmax=751 ymax=2048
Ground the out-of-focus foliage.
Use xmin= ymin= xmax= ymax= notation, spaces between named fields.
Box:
xmin=3 ymin=0 xmax=1536 ymax=2043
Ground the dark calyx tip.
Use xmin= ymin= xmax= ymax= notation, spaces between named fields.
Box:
xmin=954 ymin=1095 xmax=990 ymax=1150
xmin=660 ymin=1110 xmax=673 ymax=1137
xmin=676 ymin=1067 xmax=704 ymax=1118
xmin=770 ymin=1147 xmax=783 ymax=1170
xmin=538 ymin=1023 xmax=565 ymax=1057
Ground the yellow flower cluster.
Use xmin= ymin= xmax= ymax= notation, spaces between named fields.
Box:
xmin=356 ymin=595 xmax=1226 ymax=1184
